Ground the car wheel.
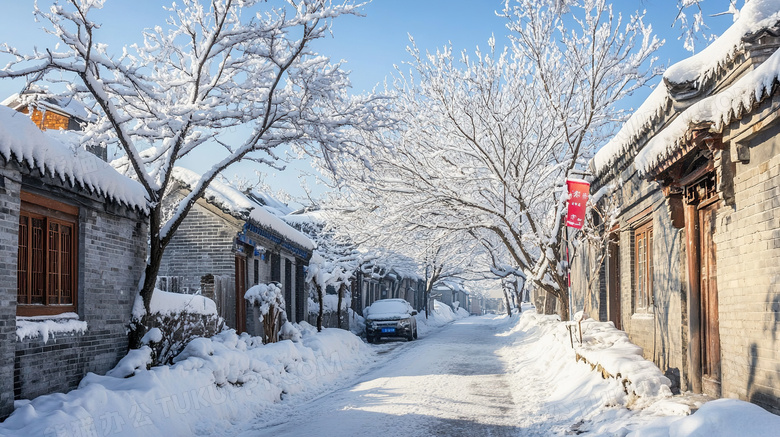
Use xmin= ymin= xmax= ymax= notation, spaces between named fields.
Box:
xmin=413 ymin=328 xmax=418 ymax=339
xmin=407 ymin=331 xmax=414 ymax=341
xmin=366 ymin=335 xmax=374 ymax=344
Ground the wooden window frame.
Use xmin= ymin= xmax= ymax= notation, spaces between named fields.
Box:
xmin=633 ymin=219 xmax=653 ymax=313
xmin=17 ymin=191 xmax=78 ymax=317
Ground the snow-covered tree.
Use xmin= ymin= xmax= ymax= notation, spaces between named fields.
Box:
xmin=674 ymin=0 xmax=744 ymax=53
xmin=0 ymin=0 xmax=386 ymax=321
xmin=319 ymin=189 xmax=485 ymax=318
xmin=325 ymin=0 xmax=661 ymax=320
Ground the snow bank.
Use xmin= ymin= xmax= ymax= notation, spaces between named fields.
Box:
xmin=498 ymin=307 xmax=780 ymax=435
xmin=514 ymin=310 xmax=671 ymax=399
xmin=415 ymin=300 xmax=469 ymax=336
xmin=0 ymin=106 xmax=148 ymax=211
xmin=0 ymin=325 xmax=374 ymax=436
xmin=15 ymin=313 xmax=88 ymax=343
xmin=131 ymin=289 xmax=218 ymax=318
xmin=172 ymin=167 xmax=314 ymax=250
xmin=628 ymin=398 xmax=780 ymax=437
xmin=308 ymin=294 xmax=348 ymax=314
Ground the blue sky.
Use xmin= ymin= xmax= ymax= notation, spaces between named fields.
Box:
xmin=0 ymin=0 xmax=736 ymax=207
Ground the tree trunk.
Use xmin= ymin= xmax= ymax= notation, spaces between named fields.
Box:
xmin=503 ymin=288 xmax=512 ymax=317
xmin=317 ymin=284 xmax=324 ymax=332
xmin=336 ymin=283 xmax=345 ymax=329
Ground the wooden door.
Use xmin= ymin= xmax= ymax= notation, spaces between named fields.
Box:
xmin=606 ymin=234 xmax=622 ymax=330
xmin=699 ymin=203 xmax=721 ymax=396
xmin=235 ymin=255 xmax=247 ymax=333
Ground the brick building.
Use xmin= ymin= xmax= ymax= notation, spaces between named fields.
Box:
xmin=571 ymin=8 xmax=780 ymax=413
xmin=158 ymin=168 xmax=314 ymax=335
xmin=0 ymin=107 xmax=148 ymax=418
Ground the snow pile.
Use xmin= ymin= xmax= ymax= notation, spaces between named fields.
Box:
xmin=415 ymin=300 xmax=469 ymax=336
xmin=0 ymin=325 xmax=374 ymax=436
xmin=348 ymin=309 xmax=366 ymax=337
xmin=497 ymin=306 xmax=780 ymax=435
xmin=131 ymin=289 xmax=218 ymax=318
xmin=172 ymin=167 xmax=314 ymax=250
xmin=628 ymin=398 xmax=780 ymax=437
xmin=513 ymin=310 xmax=672 ymax=399
xmin=636 ymin=45 xmax=780 ymax=175
xmin=0 ymin=106 xmax=148 ymax=211
xmin=15 ymin=313 xmax=88 ymax=343
xmin=105 ymin=346 xmax=153 ymax=378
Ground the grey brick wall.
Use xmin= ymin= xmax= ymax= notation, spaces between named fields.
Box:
xmin=159 ymin=195 xmax=310 ymax=330
xmin=0 ymin=168 xmax=21 ymax=418
xmin=714 ymin=124 xmax=780 ymax=413
xmin=0 ymin=165 xmax=147 ymax=417
xmin=13 ymin=194 xmax=146 ymax=403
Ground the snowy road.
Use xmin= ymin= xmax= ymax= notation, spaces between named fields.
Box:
xmin=233 ymin=316 xmax=523 ymax=436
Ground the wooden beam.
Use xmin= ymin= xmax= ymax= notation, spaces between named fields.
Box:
xmin=684 ymin=202 xmax=702 ymax=393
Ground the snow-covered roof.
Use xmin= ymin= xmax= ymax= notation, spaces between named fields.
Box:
xmin=2 ymin=92 xmax=93 ymax=122
xmin=637 ymin=45 xmax=780 ymax=175
xmin=0 ymin=106 xmax=149 ymax=212
xmin=245 ymin=189 xmax=292 ymax=216
xmin=171 ymin=167 xmax=314 ymax=251
xmin=663 ymin=0 xmax=780 ymax=87
xmin=283 ymin=208 xmax=327 ymax=226
xmin=591 ymin=0 xmax=780 ymax=180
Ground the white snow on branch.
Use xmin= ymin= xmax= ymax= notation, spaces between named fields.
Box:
xmin=172 ymin=167 xmax=314 ymax=250
xmin=244 ymin=283 xmax=285 ymax=318
xmin=16 ymin=313 xmax=88 ymax=343
xmin=0 ymin=106 xmax=148 ymax=212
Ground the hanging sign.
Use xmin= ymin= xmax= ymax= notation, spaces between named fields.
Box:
xmin=565 ymin=178 xmax=590 ymax=229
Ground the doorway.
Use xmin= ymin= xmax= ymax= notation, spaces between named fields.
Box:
xmin=699 ymin=200 xmax=721 ymax=396
xmin=606 ymin=232 xmax=622 ymax=330
xmin=682 ymin=168 xmax=721 ymax=396
xmin=235 ymin=254 xmax=247 ymax=333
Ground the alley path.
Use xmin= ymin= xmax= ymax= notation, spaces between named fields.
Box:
xmin=232 ymin=316 xmax=524 ymax=436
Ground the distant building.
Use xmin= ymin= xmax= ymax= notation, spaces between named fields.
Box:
xmin=158 ymin=168 xmax=313 ymax=335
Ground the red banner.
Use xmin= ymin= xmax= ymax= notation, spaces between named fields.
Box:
xmin=566 ymin=179 xmax=590 ymax=229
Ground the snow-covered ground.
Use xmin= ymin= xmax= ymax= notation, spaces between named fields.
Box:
xmin=1 ymin=304 xmax=777 ymax=436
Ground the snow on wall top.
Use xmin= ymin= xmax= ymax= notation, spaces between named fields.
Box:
xmin=0 ymin=106 xmax=149 ymax=212
xmin=591 ymin=0 xmax=780 ymax=179
xmin=664 ymin=0 xmax=780 ymax=86
xmin=172 ymin=167 xmax=314 ymax=251
xmin=636 ymin=44 xmax=780 ymax=175
xmin=131 ymin=288 xmax=217 ymax=318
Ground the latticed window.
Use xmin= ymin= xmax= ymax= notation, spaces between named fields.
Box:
xmin=17 ymin=192 xmax=78 ymax=316
xmin=634 ymin=220 xmax=653 ymax=312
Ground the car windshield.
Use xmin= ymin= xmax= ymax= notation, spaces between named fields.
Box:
xmin=367 ymin=300 xmax=410 ymax=316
